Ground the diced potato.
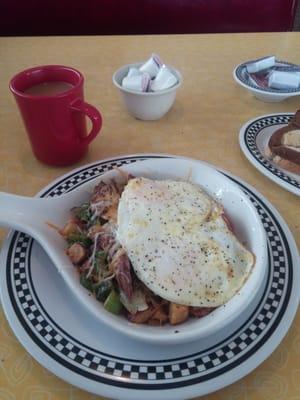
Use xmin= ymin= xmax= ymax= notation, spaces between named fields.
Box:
xmin=151 ymin=307 xmax=168 ymax=325
xmin=130 ymin=307 xmax=155 ymax=324
xmin=87 ymin=224 xmax=103 ymax=239
xmin=147 ymin=319 xmax=161 ymax=326
xmin=169 ymin=303 xmax=189 ymax=325
xmin=66 ymin=243 xmax=87 ymax=264
xmin=102 ymin=205 xmax=118 ymax=222
xmin=60 ymin=220 xmax=81 ymax=237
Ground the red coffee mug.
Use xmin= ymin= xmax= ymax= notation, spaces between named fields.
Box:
xmin=9 ymin=65 xmax=102 ymax=166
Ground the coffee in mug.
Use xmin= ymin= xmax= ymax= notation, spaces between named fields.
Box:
xmin=10 ymin=65 xmax=102 ymax=167
xmin=24 ymin=81 xmax=74 ymax=96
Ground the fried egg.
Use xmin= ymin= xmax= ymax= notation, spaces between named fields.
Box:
xmin=116 ymin=178 xmax=255 ymax=307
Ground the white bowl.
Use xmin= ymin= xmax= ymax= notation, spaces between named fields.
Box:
xmin=32 ymin=157 xmax=266 ymax=345
xmin=233 ymin=60 xmax=300 ymax=102
xmin=0 ymin=158 xmax=267 ymax=344
xmin=113 ymin=62 xmax=182 ymax=120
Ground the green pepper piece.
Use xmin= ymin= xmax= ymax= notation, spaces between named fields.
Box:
xmin=95 ymin=280 xmax=113 ymax=302
xmin=104 ymin=289 xmax=122 ymax=315
xmin=94 ymin=250 xmax=107 ymax=267
xmin=67 ymin=233 xmax=92 ymax=248
xmin=72 ymin=203 xmax=91 ymax=223
xmin=80 ymin=274 xmax=93 ymax=292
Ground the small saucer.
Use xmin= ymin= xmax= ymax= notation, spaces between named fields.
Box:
xmin=233 ymin=60 xmax=300 ymax=102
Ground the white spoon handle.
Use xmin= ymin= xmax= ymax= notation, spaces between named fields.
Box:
xmin=0 ymin=192 xmax=61 ymax=236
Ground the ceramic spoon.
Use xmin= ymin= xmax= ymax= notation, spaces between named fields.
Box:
xmin=0 ymin=190 xmax=90 ymax=273
xmin=0 ymin=165 xmax=124 ymax=275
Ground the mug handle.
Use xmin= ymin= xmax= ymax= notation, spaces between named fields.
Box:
xmin=70 ymin=99 xmax=102 ymax=145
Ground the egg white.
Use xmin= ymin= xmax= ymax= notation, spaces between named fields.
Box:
xmin=116 ymin=178 xmax=254 ymax=307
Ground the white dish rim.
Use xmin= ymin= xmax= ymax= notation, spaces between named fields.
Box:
xmin=239 ymin=113 xmax=300 ymax=196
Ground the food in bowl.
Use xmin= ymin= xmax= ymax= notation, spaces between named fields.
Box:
xmin=60 ymin=174 xmax=255 ymax=326
xmin=266 ymin=110 xmax=300 ymax=174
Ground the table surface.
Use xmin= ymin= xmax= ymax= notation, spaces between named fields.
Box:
xmin=0 ymin=33 xmax=299 ymax=400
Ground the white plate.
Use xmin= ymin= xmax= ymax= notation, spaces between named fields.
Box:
xmin=239 ymin=113 xmax=300 ymax=196
xmin=0 ymin=154 xmax=299 ymax=400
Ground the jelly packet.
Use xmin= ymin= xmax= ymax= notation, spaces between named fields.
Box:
xmin=245 ymin=56 xmax=300 ymax=90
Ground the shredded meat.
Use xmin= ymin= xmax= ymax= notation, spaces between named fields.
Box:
xmin=111 ymin=249 xmax=133 ymax=300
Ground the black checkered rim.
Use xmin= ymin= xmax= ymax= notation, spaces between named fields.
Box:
xmin=235 ymin=61 xmax=300 ymax=93
xmin=244 ymin=115 xmax=300 ymax=190
xmin=6 ymin=156 xmax=293 ymax=389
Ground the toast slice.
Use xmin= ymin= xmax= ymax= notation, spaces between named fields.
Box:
xmin=267 ymin=111 xmax=300 ymax=175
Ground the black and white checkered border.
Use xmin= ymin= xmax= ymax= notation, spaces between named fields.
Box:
xmin=244 ymin=115 xmax=300 ymax=189
xmin=235 ymin=61 xmax=300 ymax=93
xmin=7 ymin=158 xmax=291 ymax=385
xmin=47 ymin=158 xmax=140 ymax=198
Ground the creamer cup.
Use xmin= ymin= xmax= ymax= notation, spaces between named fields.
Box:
xmin=150 ymin=65 xmax=178 ymax=91
xmin=122 ymin=73 xmax=150 ymax=92
xmin=139 ymin=54 xmax=162 ymax=78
